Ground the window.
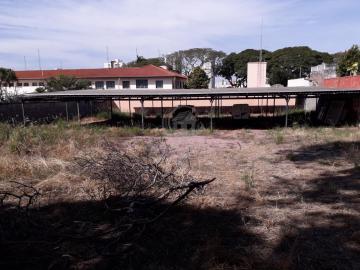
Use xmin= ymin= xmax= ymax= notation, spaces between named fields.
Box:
xmin=9 ymin=83 xmax=14 ymax=87
xmin=122 ymin=81 xmax=130 ymax=89
xmin=39 ymin=82 xmax=45 ymax=86
xmin=32 ymin=82 xmax=38 ymax=87
xmin=17 ymin=82 xmax=23 ymax=87
xmin=106 ymin=81 xmax=115 ymax=89
xmin=24 ymin=82 xmax=29 ymax=87
xmin=136 ymin=79 xmax=148 ymax=89
xmin=95 ymin=81 xmax=104 ymax=89
xmin=156 ymin=80 xmax=163 ymax=89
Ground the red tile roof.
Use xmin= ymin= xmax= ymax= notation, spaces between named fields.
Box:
xmin=15 ymin=65 xmax=187 ymax=80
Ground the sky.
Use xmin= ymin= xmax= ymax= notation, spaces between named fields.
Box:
xmin=0 ymin=0 xmax=359 ymax=70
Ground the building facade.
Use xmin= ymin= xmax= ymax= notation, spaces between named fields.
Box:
xmin=4 ymin=65 xmax=187 ymax=94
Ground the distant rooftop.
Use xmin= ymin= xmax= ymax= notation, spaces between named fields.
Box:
xmin=15 ymin=65 xmax=187 ymax=80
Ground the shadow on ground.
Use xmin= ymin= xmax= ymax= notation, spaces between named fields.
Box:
xmin=263 ymin=141 xmax=360 ymax=270
xmin=0 ymin=196 xmax=264 ymax=270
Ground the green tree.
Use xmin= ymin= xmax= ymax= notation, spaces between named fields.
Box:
xmin=337 ymin=45 xmax=360 ymax=76
xmin=44 ymin=75 xmax=91 ymax=92
xmin=218 ymin=49 xmax=271 ymax=87
xmin=126 ymin=56 xmax=171 ymax=69
xmin=186 ymin=67 xmax=210 ymax=89
xmin=268 ymin=46 xmax=333 ymax=85
xmin=0 ymin=68 xmax=17 ymax=99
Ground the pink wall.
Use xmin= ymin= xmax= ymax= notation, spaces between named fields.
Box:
xmin=323 ymin=76 xmax=360 ymax=88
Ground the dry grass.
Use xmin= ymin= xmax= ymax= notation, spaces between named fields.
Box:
xmin=0 ymin=124 xmax=359 ymax=269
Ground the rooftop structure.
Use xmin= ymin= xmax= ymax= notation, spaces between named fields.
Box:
xmin=3 ymin=65 xmax=187 ymax=94
xmin=247 ymin=62 xmax=268 ymax=88
xmin=104 ymin=59 xmax=124 ymax=68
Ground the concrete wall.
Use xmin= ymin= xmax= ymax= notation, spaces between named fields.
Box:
xmin=323 ymin=75 xmax=360 ymax=88
xmin=287 ymin=78 xmax=311 ymax=87
xmin=247 ymin=62 xmax=267 ymax=88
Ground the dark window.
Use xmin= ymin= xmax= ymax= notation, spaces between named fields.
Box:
xmin=32 ymin=82 xmax=38 ymax=87
xmin=136 ymin=79 xmax=148 ymax=89
xmin=24 ymin=82 xmax=29 ymax=87
xmin=95 ymin=81 xmax=104 ymax=89
xmin=17 ymin=82 xmax=23 ymax=87
xmin=106 ymin=81 xmax=115 ymax=89
xmin=9 ymin=83 xmax=14 ymax=87
xmin=39 ymin=82 xmax=45 ymax=86
xmin=122 ymin=81 xmax=130 ymax=89
xmin=156 ymin=80 xmax=163 ymax=89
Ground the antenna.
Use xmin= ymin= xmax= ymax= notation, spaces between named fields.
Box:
xmin=259 ymin=17 xmax=263 ymax=62
xmin=23 ymin=56 xmax=27 ymax=70
xmin=37 ymin=49 xmax=43 ymax=77
xmin=106 ymin=46 xmax=110 ymax=64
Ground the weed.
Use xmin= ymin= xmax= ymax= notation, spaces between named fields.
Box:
xmin=241 ymin=164 xmax=255 ymax=190
xmin=270 ymin=128 xmax=285 ymax=144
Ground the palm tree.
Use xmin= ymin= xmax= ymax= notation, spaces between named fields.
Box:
xmin=0 ymin=68 xmax=17 ymax=100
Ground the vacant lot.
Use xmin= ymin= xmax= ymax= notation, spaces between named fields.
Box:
xmin=0 ymin=123 xmax=359 ymax=269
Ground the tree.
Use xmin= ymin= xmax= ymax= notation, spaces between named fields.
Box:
xmin=0 ymin=68 xmax=17 ymax=100
xmin=186 ymin=67 xmax=210 ymax=89
xmin=218 ymin=49 xmax=271 ymax=87
xmin=268 ymin=46 xmax=333 ymax=85
xmin=126 ymin=55 xmax=171 ymax=69
xmin=337 ymin=45 xmax=360 ymax=77
xmin=44 ymin=75 xmax=91 ymax=92
xmin=166 ymin=48 xmax=226 ymax=76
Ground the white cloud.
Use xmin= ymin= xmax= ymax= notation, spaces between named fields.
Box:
xmin=0 ymin=0 xmax=359 ymax=69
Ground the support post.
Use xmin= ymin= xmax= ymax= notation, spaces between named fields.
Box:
xmin=210 ymin=98 xmax=214 ymax=132
xmin=140 ymin=99 xmax=144 ymax=129
xmin=128 ymin=97 xmax=133 ymax=126
xmin=77 ymin=101 xmax=80 ymax=123
xmin=285 ymin=96 xmax=290 ymax=128
xmin=273 ymin=97 xmax=276 ymax=117
xmin=161 ymin=98 xmax=164 ymax=128
xmin=21 ymin=101 xmax=26 ymax=126
xmin=110 ymin=99 xmax=113 ymax=121
xmin=266 ymin=94 xmax=269 ymax=117
xmin=65 ymin=102 xmax=69 ymax=122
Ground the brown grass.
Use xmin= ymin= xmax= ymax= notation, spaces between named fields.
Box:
xmin=0 ymin=124 xmax=359 ymax=269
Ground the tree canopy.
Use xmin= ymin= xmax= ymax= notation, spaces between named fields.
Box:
xmin=218 ymin=46 xmax=333 ymax=87
xmin=186 ymin=67 xmax=210 ymax=89
xmin=0 ymin=68 xmax=17 ymax=99
xmin=217 ymin=49 xmax=271 ymax=87
xmin=40 ymin=75 xmax=91 ymax=92
xmin=166 ymin=48 xmax=226 ymax=75
xmin=337 ymin=45 xmax=360 ymax=77
xmin=268 ymin=46 xmax=333 ymax=86
xmin=126 ymin=56 xmax=171 ymax=69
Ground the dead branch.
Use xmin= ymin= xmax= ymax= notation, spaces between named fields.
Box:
xmin=0 ymin=181 xmax=41 ymax=210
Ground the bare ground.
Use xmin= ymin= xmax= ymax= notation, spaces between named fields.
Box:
xmin=127 ymin=128 xmax=360 ymax=269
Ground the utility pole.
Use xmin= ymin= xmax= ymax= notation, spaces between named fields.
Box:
xmin=37 ymin=49 xmax=43 ymax=77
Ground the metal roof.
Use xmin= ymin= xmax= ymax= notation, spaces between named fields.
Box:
xmin=21 ymin=87 xmax=360 ymax=102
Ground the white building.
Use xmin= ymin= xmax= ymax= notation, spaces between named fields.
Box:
xmin=4 ymin=65 xmax=187 ymax=94
xmin=287 ymin=78 xmax=312 ymax=87
xmin=310 ymin=62 xmax=337 ymax=86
